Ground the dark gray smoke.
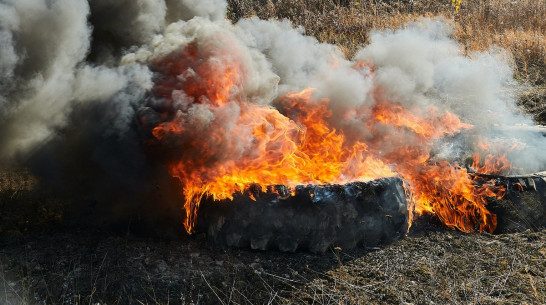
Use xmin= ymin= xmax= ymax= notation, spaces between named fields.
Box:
xmin=0 ymin=0 xmax=182 ymax=229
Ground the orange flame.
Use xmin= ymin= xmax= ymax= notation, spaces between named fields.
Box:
xmin=151 ymin=45 xmax=511 ymax=234
xmin=471 ymin=140 xmax=516 ymax=175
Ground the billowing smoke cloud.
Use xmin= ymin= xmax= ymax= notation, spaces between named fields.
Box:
xmin=0 ymin=0 xmax=227 ymax=228
xmin=353 ymin=19 xmax=546 ymax=171
xmin=236 ymin=17 xmax=545 ymax=172
xmin=1 ymin=0 xmax=92 ymax=159
xmin=0 ymin=0 xmax=230 ymax=163
xmin=1 ymin=0 xmax=544 ymax=230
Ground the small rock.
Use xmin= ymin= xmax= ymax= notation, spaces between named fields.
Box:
xmin=215 ymin=260 xmax=224 ymax=266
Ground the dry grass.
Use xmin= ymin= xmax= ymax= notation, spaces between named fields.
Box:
xmin=1 ymin=229 xmax=544 ymax=304
xmin=227 ymin=0 xmax=546 ymax=84
xmin=0 ymin=169 xmax=37 ymax=192
xmin=288 ymin=230 xmax=546 ymax=304
xmin=0 ymin=169 xmax=64 ymax=235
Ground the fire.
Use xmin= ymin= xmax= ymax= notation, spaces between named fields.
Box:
xmin=150 ymin=42 xmax=511 ymax=234
xmin=471 ymin=140 xmax=516 ymax=175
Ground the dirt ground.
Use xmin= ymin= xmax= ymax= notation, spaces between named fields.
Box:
xmin=1 ymin=223 xmax=544 ymax=305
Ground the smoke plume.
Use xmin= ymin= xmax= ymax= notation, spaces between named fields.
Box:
xmin=1 ymin=0 xmax=544 ymax=230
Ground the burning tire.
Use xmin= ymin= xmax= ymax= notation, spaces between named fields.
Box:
xmin=490 ymin=171 xmax=546 ymax=233
xmin=196 ymin=177 xmax=409 ymax=253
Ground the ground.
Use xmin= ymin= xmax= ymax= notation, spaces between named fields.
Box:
xmin=1 ymin=224 xmax=544 ymax=304
xmin=0 ymin=184 xmax=545 ymax=304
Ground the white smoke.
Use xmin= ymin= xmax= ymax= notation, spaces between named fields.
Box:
xmin=165 ymin=0 xmax=227 ymax=23
xmin=354 ymin=18 xmax=545 ymax=172
xmin=233 ymin=16 xmax=546 ymax=173
xmin=355 ymin=19 xmax=521 ymax=127
xmin=123 ymin=17 xmax=280 ymax=105
xmin=236 ymin=17 xmax=375 ymax=124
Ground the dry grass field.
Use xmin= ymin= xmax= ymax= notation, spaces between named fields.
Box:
xmin=228 ymin=0 xmax=546 ymax=82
